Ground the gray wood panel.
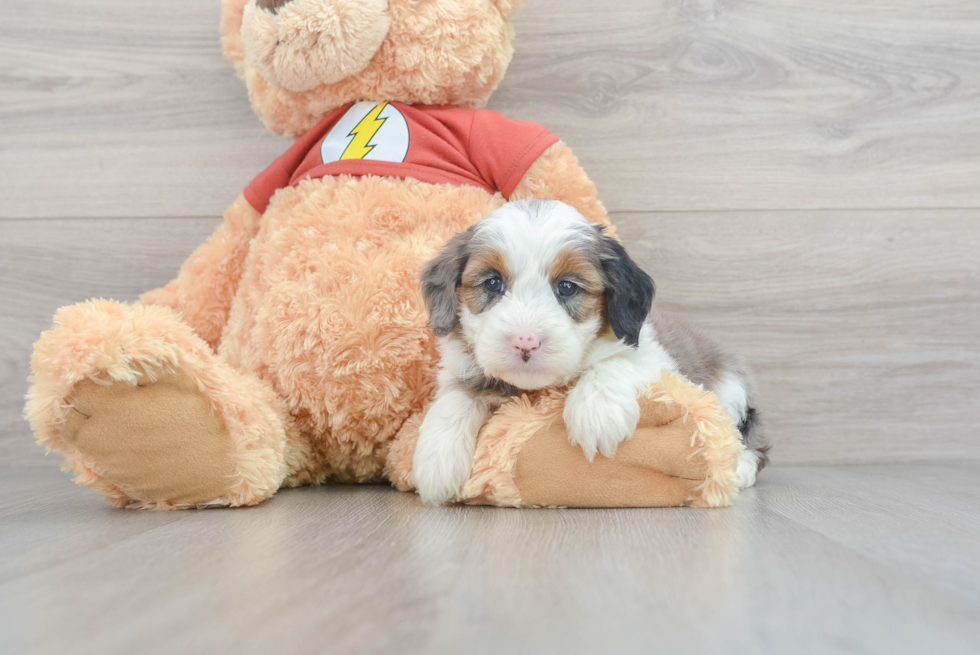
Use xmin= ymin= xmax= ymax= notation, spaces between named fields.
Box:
xmin=1 ymin=463 xmax=978 ymax=655
xmin=617 ymin=209 xmax=980 ymax=464
xmin=2 ymin=211 xmax=977 ymax=466
xmin=3 ymin=1 xmax=980 ymax=218
xmin=506 ymin=0 xmax=980 ymax=212
xmin=0 ymin=0 xmax=290 ymax=220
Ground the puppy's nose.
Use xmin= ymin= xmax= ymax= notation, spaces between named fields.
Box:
xmin=510 ymin=333 xmax=541 ymax=353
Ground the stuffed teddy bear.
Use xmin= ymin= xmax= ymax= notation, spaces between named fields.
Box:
xmin=26 ymin=0 xmax=744 ymax=509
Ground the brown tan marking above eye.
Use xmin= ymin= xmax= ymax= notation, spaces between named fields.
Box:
xmin=457 ymin=285 xmax=485 ymax=315
xmin=460 ymin=248 xmax=511 ymax=288
xmin=549 ymin=248 xmax=604 ymax=323
xmin=458 ymin=248 xmax=510 ymax=314
xmin=549 ymin=248 xmax=603 ymax=294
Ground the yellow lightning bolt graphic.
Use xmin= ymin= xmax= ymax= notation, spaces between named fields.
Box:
xmin=340 ymin=102 xmax=389 ymax=160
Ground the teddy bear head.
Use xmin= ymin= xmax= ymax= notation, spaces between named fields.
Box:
xmin=221 ymin=0 xmax=525 ymax=138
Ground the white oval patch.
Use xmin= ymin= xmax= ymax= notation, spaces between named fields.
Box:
xmin=320 ymin=101 xmax=410 ymax=164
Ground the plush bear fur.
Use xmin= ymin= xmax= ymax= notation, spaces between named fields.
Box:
xmin=26 ymin=0 xmax=743 ymax=509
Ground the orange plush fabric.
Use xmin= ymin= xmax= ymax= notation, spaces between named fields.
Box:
xmin=25 ymin=0 xmax=741 ymax=510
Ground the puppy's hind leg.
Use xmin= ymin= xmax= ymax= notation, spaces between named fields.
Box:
xmin=714 ymin=369 xmax=770 ymax=490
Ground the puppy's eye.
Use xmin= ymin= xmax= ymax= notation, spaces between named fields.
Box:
xmin=556 ymin=280 xmax=579 ymax=298
xmin=483 ymin=276 xmax=504 ymax=294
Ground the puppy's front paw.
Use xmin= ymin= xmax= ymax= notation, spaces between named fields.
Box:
xmin=564 ymin=382 xmax=641 ymax=461
xmin=412 ymin=427 xmax=473 ymax=506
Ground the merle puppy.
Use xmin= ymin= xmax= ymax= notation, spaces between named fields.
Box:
xmin=413 ymin=199 xmax=769 ymax=505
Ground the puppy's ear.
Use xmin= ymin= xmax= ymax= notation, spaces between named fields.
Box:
xmin=597 ymin=230 xmax=655 ymax=347
xmin=421 ymin=229 xmax=473 ymax=337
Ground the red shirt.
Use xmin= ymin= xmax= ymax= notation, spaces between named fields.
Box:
xmin=244 ymin=101 xmax=559 ymax=213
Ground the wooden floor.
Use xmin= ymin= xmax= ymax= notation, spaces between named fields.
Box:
xmin=2 ymin=463 xmax=979 ymax=655
xmin=2 ymin=0 xmax=980 ymax=652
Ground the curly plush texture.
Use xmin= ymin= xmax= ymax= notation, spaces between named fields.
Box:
xmin=241 ymin=0 xmax=391 ymax=92
xmin=216 ymin=176 xmax=507 ymax=483
xmin=224 ymin=0 xmax=521 ymax=137
xmin=141 ymin=195 xmax=262 ymax=351
xmin=26 ymin=300 xmax=288 ymax=509
xmin=646 ymin=372 xmax=744 ymax=507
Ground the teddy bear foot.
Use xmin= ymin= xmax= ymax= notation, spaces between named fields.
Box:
xmin=26 ymin=299 xmax=288 ymax=509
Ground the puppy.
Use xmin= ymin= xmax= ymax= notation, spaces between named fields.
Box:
xmin=413 ymin=199 xmax=770 ymax=505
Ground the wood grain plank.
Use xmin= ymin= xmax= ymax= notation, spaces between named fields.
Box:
xmin=506 ymin=0 xmax=980 ymax=211
xmin=1 ymin=210 xmax=977 ymax=466
xmin=759 ymin=462 xmax=980 ymax=602
xmin=1 ymin=464 xmax=978 ymax=655
xmin=615 ymin=208 xmax=980 ymax=464
xmin=426 ymin=463 xmax=980 ymax=654
xmin=3 ymin=1 xmax=980 ymax=218
xmin=0 ymin=0 xmax=290 ymax=219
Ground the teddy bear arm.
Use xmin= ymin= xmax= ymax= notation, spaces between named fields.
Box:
xmin=141 ymin=194 xmax=262 ymax=350
xmin=475 ymin=375 xmax=743 ymax=508
xmin=509 ymin=141 xmax=609 ymax=226
xmin=388 ymin=375 xmax=744 ymax=508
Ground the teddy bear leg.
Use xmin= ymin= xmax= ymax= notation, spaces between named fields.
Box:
xmin=26 ymin=299 xmax=288 ymax=509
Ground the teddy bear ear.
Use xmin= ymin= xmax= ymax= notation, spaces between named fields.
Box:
xmin=241 ymin=0 xmax=391 ymax=92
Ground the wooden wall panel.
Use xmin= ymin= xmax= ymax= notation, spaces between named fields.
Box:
xmin=2 ymin=1 xmax=980 ymax=217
